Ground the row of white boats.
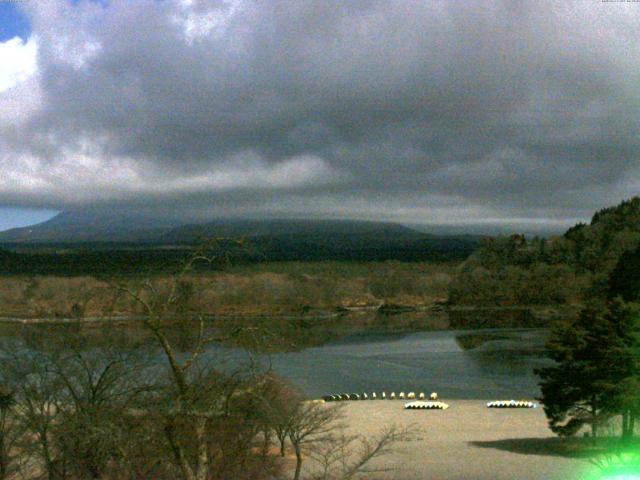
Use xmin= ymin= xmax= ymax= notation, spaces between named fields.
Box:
xmin=403 ymin=400 xmax=536 ymax=410
xmin=322 ymin=393 xmax=538 ymax=409
xmin=486 ymin=400 xmax=537 ymax=408
xmin=404 ymin=401 xmax=449 ymax=410
xmin=323 ymin=391 xmax=438 ymax=402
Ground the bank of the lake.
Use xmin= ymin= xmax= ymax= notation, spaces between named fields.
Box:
xmin=0 ymin=261 xmax=456 ymax=319
xmin=297 ymin=400 xmax=589 ymax=480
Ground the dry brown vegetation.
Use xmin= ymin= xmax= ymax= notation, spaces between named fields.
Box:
xmin=0 ymin=261 xmax=456 ymax=319
xmin=0 ymin=250 xmax=415 ymax=480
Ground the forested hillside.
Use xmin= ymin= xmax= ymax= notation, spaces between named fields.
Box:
xmin=449 ymin=197 xmax=640 ymax=306
xmin=0 ymin=214 xmax=480 ymax=273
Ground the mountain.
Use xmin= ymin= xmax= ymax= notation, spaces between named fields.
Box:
xmin=160 ymin=218 xmax=482 ymax=262
xmin=161 ymin=218 xmax=427 ymax=244
xmin=0 ymin=211 xmax=481 ymax=268
xmin=0 ymin=211 xmax=429 ymax=245
xmin=0 ymin=210 xmax=184 ymax=243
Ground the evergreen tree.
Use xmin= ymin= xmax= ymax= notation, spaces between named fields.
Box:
xmin=607 ymin=300 xmax=640 ymax=439
xmin=536 ymin=300 xmax=639 ymax=438
xmin=609 ymin=244 xmax=640 ymax=303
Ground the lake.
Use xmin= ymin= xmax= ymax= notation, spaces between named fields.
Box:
xmin=0 ymin=319 xmax=552 ymax=400
xmin=207 ymin=327 xmax=551 ymax=399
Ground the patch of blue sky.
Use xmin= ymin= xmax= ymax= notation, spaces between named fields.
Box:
xmin=0 ymin=207 xmax=59 ymax=232
xmin=0 ymin=2 xmax=31 ymax=42
xmin=0 ymin=0 xmax=112 ymax=43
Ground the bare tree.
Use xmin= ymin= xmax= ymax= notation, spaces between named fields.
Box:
xmin=279 ymin=398 xmax=414 ymax=480
xmin=0 ymin=327 xmax=157 ymax=480
xmin=308 ymin=425 xmax=415 ymax=480
xmin=0 ymin=386 xmax=20 ymax=480
xmin=113 ymin=245 xmax=218 ymax=480
xmin=3 ymin=348 xmax=66 ymax=480
xmin=113 ymin=241 xmax=272 ymax=480
xmin=258 ymin=376 xmax=302 ymax=458
xmin=286 ymin=402 xmax=344 ymax=480
xmin=51 ymin=346 xmax=153 ymax=479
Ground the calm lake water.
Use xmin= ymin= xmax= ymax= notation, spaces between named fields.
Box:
xmin=0 ymin=319 xmax=551 ymax=400
xmin=207 ymin=327 xmax=551 ymax=399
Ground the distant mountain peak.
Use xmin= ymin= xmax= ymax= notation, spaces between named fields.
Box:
xmin=0 ymin=209 xmax=184 ymax=243
xmin=0 ymin=210 xmax=425 ymax=245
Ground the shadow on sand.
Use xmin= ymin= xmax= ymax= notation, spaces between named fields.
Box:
xmin=469 ymin=437 xmax=599 ymax=459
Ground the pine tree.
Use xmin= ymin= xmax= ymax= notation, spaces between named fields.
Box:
xmin=536 ymin=300 xmax=639 ymax=439
xmin=607 ymin=300 xmax=640 ymax=439
xmin=609 ymin=244 xmax=640 ymax=302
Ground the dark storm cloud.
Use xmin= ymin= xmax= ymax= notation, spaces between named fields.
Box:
xmin=1 ymin=0 xmax=639 ymax=226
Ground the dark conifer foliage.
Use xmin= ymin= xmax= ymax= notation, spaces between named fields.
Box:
xmin=450 ymin=196 xmax=640 ymax=306
xmin=608 ymin=245 xmax=640 ymax=303
xmin=536 ymin=300 xmax=640 ymax=438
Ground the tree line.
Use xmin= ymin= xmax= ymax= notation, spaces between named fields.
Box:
xmin=536 ymin=215 xmax=640 ymax=443
xmin=450 ymin=196 xmax=640 ymax=306
xmin=0 ymin=232 xmax=479 ymax=277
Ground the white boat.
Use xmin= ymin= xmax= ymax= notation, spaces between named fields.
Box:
xmin=486 ymin=400 xmax=537 ymax=408
xmin=404 ymin=401 xmax=449 ymax=410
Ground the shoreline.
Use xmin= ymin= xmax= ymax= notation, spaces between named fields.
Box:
xmin=0 ymin=304 xmax=574 ymax=325
xmin=313 ymin=400 xmax=591 ymax=480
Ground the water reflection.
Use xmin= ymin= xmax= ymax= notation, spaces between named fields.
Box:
xmin=262 ymin=328 xmax=550 ymax=398
xmin=0 ymin=313 xmax=551 ymax=399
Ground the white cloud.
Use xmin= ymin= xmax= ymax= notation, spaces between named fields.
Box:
xmin=172 ymin=0 xmax=242 ymax=43
xmin=0 ymin=36 xmax=37 ymax=92
xmin=0 ymin=147 xmax=342 ymax=204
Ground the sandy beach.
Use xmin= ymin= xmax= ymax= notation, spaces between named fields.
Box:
xmin=307 ymin=400 xmax=592 ymax=480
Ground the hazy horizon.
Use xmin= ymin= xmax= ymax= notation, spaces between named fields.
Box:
xmin=0 ymin=207 xmax=571 ymax=238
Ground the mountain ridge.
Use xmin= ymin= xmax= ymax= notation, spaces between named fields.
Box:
xmin=0 ymin=211 xmax=482 ymax=271
xmin=0 ymin=210 xmax=184 ymax=243
xmin=0 ymin=210 xmax=433 ymax=245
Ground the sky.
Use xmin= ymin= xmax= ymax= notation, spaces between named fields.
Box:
xmin=0 ymin=0 xmax=639 ymax=233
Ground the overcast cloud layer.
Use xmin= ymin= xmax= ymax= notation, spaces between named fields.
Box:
xmin=1 ymin=0 xmax=639 ymax=228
